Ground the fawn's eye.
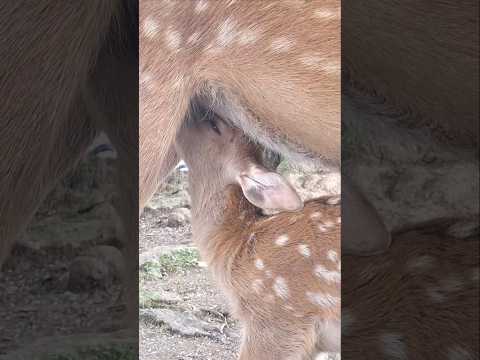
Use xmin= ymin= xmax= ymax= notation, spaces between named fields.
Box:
xmin=208 ymin=119 xmax=221 ymax=135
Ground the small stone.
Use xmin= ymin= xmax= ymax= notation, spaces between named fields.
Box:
xmin=139 ymin=308 xmax=222 ymax=338
xmin=86 ymin=245 xmax=125 ymax=281
xmin=67 ymin=256 xmax=112 ymax=292
xmin=166 ymin=207 xmax=191 ymax=227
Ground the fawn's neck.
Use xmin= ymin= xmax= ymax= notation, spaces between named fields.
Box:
xmin=187 ymin=170 xmax=256 ymax=257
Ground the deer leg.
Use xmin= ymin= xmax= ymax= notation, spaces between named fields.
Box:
xmin=0 ymin=101 xmax=97 ymax=268
xmin=239 ymin=322 xmax=313 ymax=360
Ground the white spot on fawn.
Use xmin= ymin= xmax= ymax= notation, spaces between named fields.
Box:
xmin=310 ymin=212 xmax=321 ymax=220
xmin=217 ymin=18 xmax=237 ymax=47
xmin=327 ymin=250 xmax=338 ymax=263
xmin=314 ymin=264 xmax=340 ymax=283
xmin=275 ymin=234 xmax=289 ymax=246
xmin=379 ymin=333 xmax=407 ymax=360
xmin=300 ymin=55 xmax=324 ymax=67
xmin=270 ymin=37 xmax=294 ymax=53
xmin=306 ymin=291 xmax=339 ymax=307
xmin=298 ymin=244 xmax=311 ymax=257
xmin=255 ymin=258 xmax=265 ymax=270
xmin=326 ymin=196 xmax=340 ymax=205
xmin=265 ymin=270 xmax=273 ymax=278
xmin=194 ymin=0 xmax=208 ymax=13
xmin=314 ymin=8 xmax=339 ymax=19
xmin=165 ymin=27 xmax=182 ymax=51
xmin=237 ymin=28 xmax=259 ymax=45
xmin=140 ymin=72 xmax=153 ymax=87
xmin=273 ymin=277 xmax=289 ymax=300
xmin=143 ymin=17 xmax=160 ymax=39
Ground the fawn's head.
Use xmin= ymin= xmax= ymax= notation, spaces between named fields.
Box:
xmin=175 ymin=112 xmax=303 ymax=212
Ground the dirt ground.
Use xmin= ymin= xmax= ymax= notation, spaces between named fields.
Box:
xmin=0 ymin=154 xmax=135 ymax=359
xmin=0 ymin=149 xmax=340 ymax=359
xmin=139 ymin=166 xmax=341 ymax=360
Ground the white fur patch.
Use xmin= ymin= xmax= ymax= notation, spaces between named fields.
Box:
xmin=265 ymin=270 xmax=273 ymax=278
xmin=255 ymin=258 xmax=265 ymax=270
xmin=314 ymin=264 xmax=340 ymax=283
xmin=237 ymin=28 xmax=259 ymax=45
xmin=310 ymin=212 xmax=321 ymax=219
xmin=194 ymin=0 xmax=208 ymax=13
xmin=275 ymin=234 xmax=289 ymax=246
xmin=323 ymin=220 xmax=335 ymax=228
xmin=299 ymin=55 xmax=340 ymax=75
xmin=299 ymin=54 xmax=324 ymax=67
xmin=217 ymin=18 xmax=237 ymax=46
xmin=298 ymin=244 xmax=311 ymax=257
xmin=273 ymin=276 xmax=289 ymax=300
xmin=379 ymin=333 xmax=407 ymax=360
xmin=326 ymin=196 xmax=340 ymax=205
xmin=306 ymin=291 xmax=339 ymax=307
xmin=142 ymin=17 xmax=160 ymax=39
xmin=270 ymin=37 xmax=295 ymax=53
xmin=327 ymin=250 xmax=338 ymax=263
xmin=165 ymin=27 xmax=182 ymax=50
xmin=314 ymin=8 xmax=340 ymax=19
xmin=318 ymin=225 xmax=328 ymax=232
xmin=317 ymin=320 xmax=340 ymax=352
xmin=139 ymin=72 xmax=153 ymax=88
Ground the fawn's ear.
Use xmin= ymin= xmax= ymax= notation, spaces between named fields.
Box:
xmin=237 ymin=166 xmax=303 ymax=212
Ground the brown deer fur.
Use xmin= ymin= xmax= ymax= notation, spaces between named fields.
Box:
xmin=343 ymin=231 xmax=479 ymax=359
xmin=343 ymin=0 xmax=479 ymax=146
xmin=175 ymin=115 xmax=340 ymax=359
xmin=0 ymin=0 xmax=138 ymax=324
xmin=139 ymin=0 xmax=392 ymax=255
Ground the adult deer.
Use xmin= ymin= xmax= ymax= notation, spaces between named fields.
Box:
xmin=0 ymin=0 xmax=139 ymax=323
xmin=343 ymin=230 xmax=479 ymax=359
xmin=175 ymin=112 xmax=340 ymax=359
xmin=139 ymin=0 xmax=390 ymax=256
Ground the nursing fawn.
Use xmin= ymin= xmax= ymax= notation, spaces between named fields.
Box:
xmin=174 ymin=113 xmax=340 ymax=359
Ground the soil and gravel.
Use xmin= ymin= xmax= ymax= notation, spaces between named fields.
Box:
xmin=0 ymin=154 xmax=134 ymax=360
xmin=0 ymin=142 xmax=340 ymax=360
xmin=138 ymin=164 xmax=341 ymax=360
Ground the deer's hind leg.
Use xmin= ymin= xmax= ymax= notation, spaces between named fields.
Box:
xmin=239 ymin=320 xmax=318 ymax=360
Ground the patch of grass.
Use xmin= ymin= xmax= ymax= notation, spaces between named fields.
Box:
xmin=44 ymin=344 xmax=136 ymax=360
xmin=139 ymin=290 xmax=171 ymax=309
xmin=140 ymin=248 xmax=200 ymax=280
